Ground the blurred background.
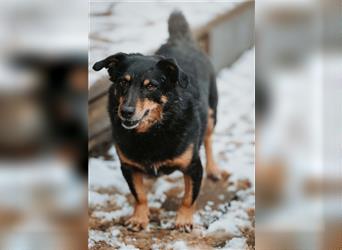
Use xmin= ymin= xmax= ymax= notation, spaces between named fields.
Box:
xmin=256 ymin=0 xmax=342 ymax=249
xmin=0 ymin=0 xmax=88 ymax=249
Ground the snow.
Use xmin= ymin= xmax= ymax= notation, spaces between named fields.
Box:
xmin=93 ymin=204 xmax=133 ymax=222
xmin=88 ymin=191 xmax=110 ymax=209
xmin=168 ymin=241 xmax=189 ymax=250
xmin=89 ymin=2 xmax=239 ymax=87
xmin=88 ymin=229 xmax=118 ymax=248
xmin=214 ymin=49 xmax=255 ymax=185
xmin=89 ymin=229 xmax=139 ymax=250
xmin=89 ymin=157 xmax=129 ymax=194
xmin=119 ymin=244 xmax=139 ymax=250
xmin=223 ymin=237 xmax=247 ymax=250
xmin=207 ymin=194 xmax=253 ymax=236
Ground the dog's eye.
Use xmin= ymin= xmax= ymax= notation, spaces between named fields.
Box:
xmin=118 ymin=80 xmax=128 ymax=88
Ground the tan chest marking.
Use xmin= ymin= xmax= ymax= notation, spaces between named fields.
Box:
xmin=115 ymin=144 xmax=194 ymax=171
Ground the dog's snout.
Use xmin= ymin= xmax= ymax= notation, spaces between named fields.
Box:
xmin=121 ymin=105 xmax=135 ymax=119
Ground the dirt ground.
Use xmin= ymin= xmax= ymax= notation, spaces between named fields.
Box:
xmin=89 ymin=171 xmax=254 ymax=250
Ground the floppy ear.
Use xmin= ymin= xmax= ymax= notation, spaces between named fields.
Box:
xmin=92 ymin=52 xmax=127 ymax=71
xmin=156 ymin=58 xmax=189 ymax=88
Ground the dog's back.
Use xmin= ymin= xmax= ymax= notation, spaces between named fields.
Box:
xmin=155 ymin=10 xmax=222 ymax=216
xmin=156 ymin=10 xmax=218 ymax=125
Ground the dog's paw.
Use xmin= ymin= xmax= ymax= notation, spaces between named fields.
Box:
xmin=124 ymin=216 xmax=148 ymax=232
xmin=207 ymin=168 xmax=230 ymax=182
xmin=175 ymin=222 xmax=193 ymax=233
xmin=206 ymin=163 xmax=222 ymax=181
xmin=175 ymin=207 xmax=194 ymax=233
xmin=207 ymin=171 xmax=221 ymax=181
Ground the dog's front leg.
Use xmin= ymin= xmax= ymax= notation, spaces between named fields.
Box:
xmin=121 ymin=165 xmax=149 ymax=231
xmin=175 ymin=157 xmax=203 ymax=232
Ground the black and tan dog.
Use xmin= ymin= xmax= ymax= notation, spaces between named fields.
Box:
xmin=93 ymin=11 xmax=223 ymax=232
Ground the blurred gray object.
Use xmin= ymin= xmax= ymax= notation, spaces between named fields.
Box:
xmin=196 ymin=2 xmax=255 ymax=71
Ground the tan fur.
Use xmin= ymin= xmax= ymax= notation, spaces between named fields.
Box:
xmin=143 ymin=79 xmax=150 ymax=86
xmin=135 ymin=98 xmax=163 ymax=133
xmin=118 ymin=93 xmax=167 ymax=133
xmin=118 ymin=96 xmax=162 ymax=127
xmin=160 ymin=95 xmax=168 ymax=104
xmin=125 ymin=172 xmax=149 ymax=231
xmin=124 ymin=74 xmax=131 ymax=81
xmin=204 ymin=108 xmax=221 ymax=179
xmin=182 ymin=175 xmax=193 ymax=207
xmin=175 ymin=175 xmax=195 ymax=230
xmin=175 ymin=205 xmax=194 ymax=229
xmin=119 ymin=96 xmax=124 ymax=105
xmin=115 ymin=144 xmax=193 ymax=171
xmin=132 ymin=172 xmax=147 ymax=203
xmin=163 ymin=144 xmax=193 ymax=169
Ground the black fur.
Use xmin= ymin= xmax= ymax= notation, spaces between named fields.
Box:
xmin=185 ymin=157 xmax=204 ymax=204
xmin=93 ymin=11 xmax=218 ymax=205
xmin=121 ymin=164 xmax=139 ymax=201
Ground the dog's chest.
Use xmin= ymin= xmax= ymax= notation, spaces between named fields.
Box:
xmin=115 ymin=143 xmax=194 ymax=174
xmin=144 ymin=164 xmax=177 ymax=176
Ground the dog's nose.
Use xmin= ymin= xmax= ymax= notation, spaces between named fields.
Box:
xmin=121 ymin=105 xmax=135 ymax=119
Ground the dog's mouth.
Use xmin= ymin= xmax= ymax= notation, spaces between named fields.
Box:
xmin=121 ymin=110 xmax=149 ymax=130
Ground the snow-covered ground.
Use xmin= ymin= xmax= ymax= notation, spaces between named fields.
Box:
xmin=89 ymin=2 xmax=239 ymax=87
xmin=89 ymin=48 xmax=255 ymax=250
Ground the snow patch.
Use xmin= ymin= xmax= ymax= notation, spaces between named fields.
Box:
xmin=89 ymin=158 xmax=130 ymax=194
xmin=168 ymin=241 xmax=189 ymax=250
xmin=88 ymin=191 xmax=110 ymax=208
xmin=206 ymin=189 xmax=254 ymax=236
xmin=92 ymin=202 xmax=132 ymax=222
xmin=223 ymin=237 xmax=247 ymax=250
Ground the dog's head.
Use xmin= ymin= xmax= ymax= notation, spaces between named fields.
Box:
xmin=93 ymin=53 xmax=189 ymax=132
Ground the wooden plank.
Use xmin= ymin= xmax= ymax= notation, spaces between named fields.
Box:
xmin=89 ymin=94 xmax=110 ymax=139
xmin=88 ymin=127 xmax=112 ymax=152
xmin=88 ymin=76 xmax=110 ymax=103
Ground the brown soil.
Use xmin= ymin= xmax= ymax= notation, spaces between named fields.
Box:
xmin=89 ymin=175 xmax=254 ymax=250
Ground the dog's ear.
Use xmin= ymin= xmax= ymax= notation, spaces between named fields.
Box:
xmin=93 ymin=52 xmax=128 ymax=71
xmin=156 ymin=58 xmax=189 ymax=88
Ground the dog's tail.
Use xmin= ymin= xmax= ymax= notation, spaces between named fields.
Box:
xmin=168 ymin=10 xmax=193 ymax=43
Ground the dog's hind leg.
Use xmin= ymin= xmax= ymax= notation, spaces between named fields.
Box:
xmin=204 ymin=108 xmax=222 ymax=181
xmin=205 ymin=74 xmax=227 ymax=181
xmin=175 ymin=157 xmax=203 ymax=232
xmin=121 ymin=165 xmax=149 ymax=231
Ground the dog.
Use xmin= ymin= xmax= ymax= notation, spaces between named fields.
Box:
xmin=93 ymin=11 xmax=222 ymax=232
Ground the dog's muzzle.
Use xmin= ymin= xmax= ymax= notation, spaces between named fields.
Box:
xmin=121 ymin=110 xmax=149 ymax=130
